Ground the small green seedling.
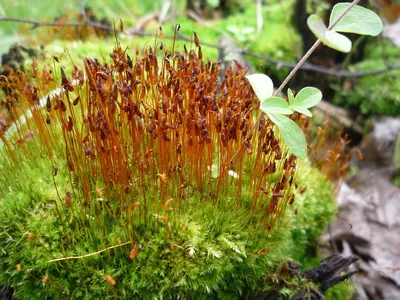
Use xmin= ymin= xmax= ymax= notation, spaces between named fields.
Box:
xmin=246 ymin=1 xmax=383 ymax=160
xmin=246 ymin=74 xmax=321 ymax=159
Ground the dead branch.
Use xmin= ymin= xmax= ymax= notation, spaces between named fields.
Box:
xmin=240 ymin=49 xmax=400 ymax=78
xmin=247 ymin=254 xmax=359 ymax=300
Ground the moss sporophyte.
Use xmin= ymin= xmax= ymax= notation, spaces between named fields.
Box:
xmin=0 ymin=2 xmax=383 ymax=298
xmin=1 ymin=34 xmax=305 ymax=238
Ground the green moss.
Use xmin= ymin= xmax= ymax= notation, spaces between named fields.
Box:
xmin=325 ymin=280 xmax=354 ymax=300
xmin=0 ymin=6 xmax=341 ymax=294
xmin=0 ymin=141 xmax=337 ymax=299
xmin=394 ymin=176 xmax=400 ymax=188
xmin=287 ymin=162 xmax=336 ymax=261
xmin=333 ymin=39 xmax=400 ymax=116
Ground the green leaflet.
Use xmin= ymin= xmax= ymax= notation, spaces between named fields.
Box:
xmin=289 ymin=87 xmax=322 ymax=117
xmin=267 ymin=113 xmax=307 ymax=159
xmin=261 ymin=97 xmax=293 ymax=115
xmin=307 ymin=4 xmax=383 ymax=53
xmin=245 ymin=74 xmax=273 ymax=102
xmin=307 ymin=14 xmax=351 ymax=53
xmin=247 ymin=73 xmax=323 ymax=159
xmin=329 ymin=3 xmax=383 ymax=36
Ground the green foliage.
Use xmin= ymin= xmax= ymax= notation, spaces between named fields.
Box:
xmin=333 ymin=40 xmax=400 ymax=116
xmin=325 ymin=281 xmax=354 ymax=300
xmin=287 ymin=162 xmax=337 ymax=262
xmin=307 ymin=14 xmax=351 ymax=53
xmin=174 ymin=0 xmax=300 ymax=67
xmin=0 ymin=140 xmax=337 ymax=298
xmin=1 ymin=1 xmax=373 ymax=298
xmin=307 ymin=3 xmax=383 ymax=53
xmin=288 ymin=87 xmax=322 ymax=117
xmin=246 ymin=74 xmax=322 ymax=159
xmin=246 ymin=74 xmax=274 ymax=103
xmin=267 ymin=113 xmax=308 ymax=159
xmin=394 ymin=176 xmax=400 ymax=188
xmin=329 ymin=3 xmax=383 ymax=36
xmin=262 ymin=97 xmax=293 ymax=115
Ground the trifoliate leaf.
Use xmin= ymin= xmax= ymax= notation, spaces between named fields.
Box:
xmin=307 ymin=14 xmax=352 ymax=53
xmin=246 ymin=74 xmax=274 ymax=102
xmin=329 ymin=3 xmax=383 ymax=36
xmin=267 ymin=113 xmax=307 ymax=159
xmin=261 ymin=97 xmax=293 ymax=115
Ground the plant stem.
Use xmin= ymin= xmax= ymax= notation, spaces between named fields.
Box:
xmin=274 ymin=39 xmax=321 ymax=96
xmin=231 ymin=0 xmax=362 ymax=163
xmin=275 ymin=0 xmax=361 ymax=95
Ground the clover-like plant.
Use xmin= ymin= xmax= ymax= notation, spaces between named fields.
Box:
xmin=308 ymin=3 xmax=383 ymax=53
xmin=246 ymin=74 xmax=322 ymax=159
xmin=245 ymin=0 xmax=383 ymax=160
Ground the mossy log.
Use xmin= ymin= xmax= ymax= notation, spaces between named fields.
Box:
xmin=248 ymin=254 xmax=358 ymax=300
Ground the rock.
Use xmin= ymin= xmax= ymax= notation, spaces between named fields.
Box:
xmin=359 ymin=117 xmax=400 ymax=168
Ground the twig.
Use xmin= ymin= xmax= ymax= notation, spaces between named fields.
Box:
xmin=256 ymin=0 xmax=263 ymax=37
xmin=134 ymin=12 xmax=159 ymax=33
xmin=335 ymin=217 xmax=353 ymax=230
xmin=79 ymin=0 xmax=87 ymax=22
xmin=47 ymin=241 xmax=131 ymax=262
xmin=242 ymin=50 xmax=400 ymax=77
xmin=297 ymin=62 xmax=400 ymax=77
xmin=1 ymin=16 xmax=136 ymax=34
